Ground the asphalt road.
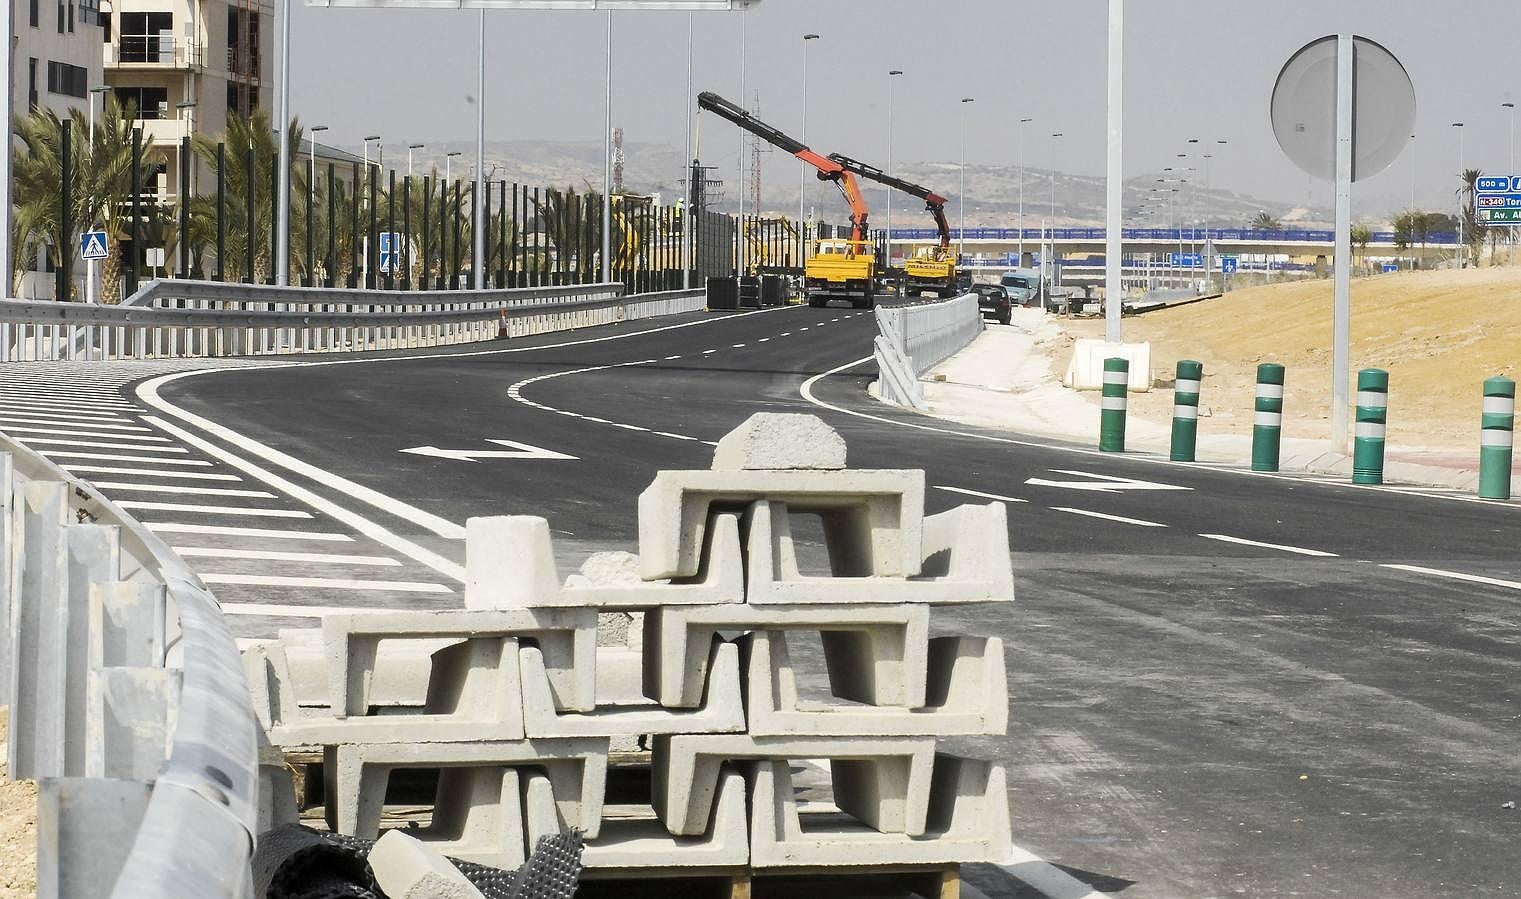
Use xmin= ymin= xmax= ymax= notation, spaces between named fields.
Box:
xmin=92 ymin=304 xmax=1521 ymax=898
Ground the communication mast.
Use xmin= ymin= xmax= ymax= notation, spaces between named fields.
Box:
xmin=612 ymin=127 xmax=626 ymax=195
xmin=748 ymin=92 xmax=764 ymax=213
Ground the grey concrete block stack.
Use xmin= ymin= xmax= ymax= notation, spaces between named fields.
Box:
xmin=247 ymin=413 xmax=1014 ymax=877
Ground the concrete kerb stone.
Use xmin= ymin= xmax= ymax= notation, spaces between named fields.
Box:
xmin=642 ymin=603 xmax=931 ymax=710
xmin=740 ymin=632 xmax=1006 ymax=737
xmin=651 ymin=734 xmax=936 ymax=838
xmin=710 ymin=413 xmax=848 ymax=471
xmin=369 ymin=830 xmax=488 ymax=899
xmin=638 ymin=469 xmax=926 ymax=581
xmin=742 ymin=499 xmax=1013 ymax=605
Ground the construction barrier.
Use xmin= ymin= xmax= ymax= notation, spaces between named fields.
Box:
xmin=1252 ymin=363 xmax=1285 ymax=472
xmin=1170 ymin=359 xmax=1203 ymax=462
xmin=1480 ymin=376 xmax=1515 ymax=500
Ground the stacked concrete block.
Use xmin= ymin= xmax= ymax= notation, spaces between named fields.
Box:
xmin=248 ymin=412 xmax=1014 ymax=878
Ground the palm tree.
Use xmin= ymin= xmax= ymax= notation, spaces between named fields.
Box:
xmin=1250 ymin=210 xmax=1281 ymax=231
xmin=1350 ymin=223 xmax=1373 ymax=273
xmin=1458 ymin=168 xmax=1487 ymax=265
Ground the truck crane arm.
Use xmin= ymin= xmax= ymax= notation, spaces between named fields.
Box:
xmin=696 ymin=91 xmax=870 ymax=243
xmin=827 ymin=152 xmax=951 ymax=252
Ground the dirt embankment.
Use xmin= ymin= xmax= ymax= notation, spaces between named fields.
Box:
xmin=1056 ymin=266 xmax=1521 ymax=451
xmin=0 ymin=708 xmax=38 ymax=898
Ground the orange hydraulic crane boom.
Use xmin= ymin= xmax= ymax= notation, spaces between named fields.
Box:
xmin=827 ymin=152 xmax=951 ymax=252
xmin=696 ymin=91 xmax=870 ymax=242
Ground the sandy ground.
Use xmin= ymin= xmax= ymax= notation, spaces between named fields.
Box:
xmin=0 ymin=709 xmax=38 ymax=899
xmin=1056 ymin=266 xmax=1521 ymax=457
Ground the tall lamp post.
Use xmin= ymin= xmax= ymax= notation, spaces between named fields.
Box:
xmin=959 ymin=97 xmax=974 ymax=258
xmin=407 ymin=143 xmax=424 ymax=178
xmin=1048 ymin=131 xmax=1063 ymax=234
xmin=602 ymin=9 xmax=614 ymax=283
xmin=1017 ymin=116 xmax=1031 ymax=264
xmin=445 ymin=150 xmax=462 ymax=184
xmin=86 ymin=85 xmax=112 ymax=303
xmin=308 ymin=125 xmax=328 ymax=173
xmin=800 ymin=32 xmax=820 ymax=265
xmin=1452 ymin=121 xmax=1465 ymax=261
xmin=1505 ymin=101 xmax=1517 ymax=263
xmin=885 ymin=69 xmax=904 ymax=266
xmin=362 ymin=135 xmax=381 ymax=286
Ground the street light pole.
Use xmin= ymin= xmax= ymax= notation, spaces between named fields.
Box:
xmin=408 ymin=143 xmax=424 ymax=179
xmin=1017 ymin=117 xmax=1031 ymax=264
xmin=683 ymin=12 xmax=695 ymax=288
xmin=801 ymin=33 xmax=819 ymax=267
xmin=474 ymin=8 xmax=487 ymax=290
xmin=1103 ymin=0 xmax=1123 ymax=344
xmin=362 ymin=135 xmax=381 ymax=286
xmin=602 ymin=9 xmax=614 ymax=284
xmin=275 ymin=0 xmax=292 ymax=285
xmin=1453 ymin=121 xmax=1465 ymax=261
xmin=959 ymin=97 xmax=973 ymax=258
xmin=86 ymin=85 xmax=111 ymax=304
xmin=886 ymin=69 xmax=903 ymax=266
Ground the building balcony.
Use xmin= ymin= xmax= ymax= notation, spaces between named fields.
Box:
xmin=105 ymin=35 xmax=203 ymax=70
xmin=133 ymin=118 xmax=193 ymax=147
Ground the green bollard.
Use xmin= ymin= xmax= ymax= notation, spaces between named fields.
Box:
xmin=1352 ymin=368 xmax=1388 ymax=485
xmin=1479 ymin=375 xmax=1515 ymax=500
xmin=1100 ymin=357 xmax=1129 ymax=452
xmin=1170 ymin=359 xmax=1203 ymax=462
xmin=1251 ymin=362 xmax=1285 ymax=472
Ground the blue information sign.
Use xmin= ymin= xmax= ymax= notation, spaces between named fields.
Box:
xmin=1169 ymin=252 xmax=1203 ymax=268
xmin=1475 ymin=194 xmax=1521 ymax=209
xmin=1220 ymin=256 xmax=1238 ymax=275
xmin=80 ymin=230 xmax=108 ymax=261
xmin=378 ymin=232 xmax=402 ymax=274
xmin=1382 ymin=263 xmax=1399 ymax=273
xmin=1475 ymin=175 xmax=1520 ymax=194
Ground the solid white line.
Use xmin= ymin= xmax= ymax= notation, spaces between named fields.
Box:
xmin=1381 ymin=564 xmax=1521 ymax=591
xmin=654 ymin=431 xmax=697 ymax=441
xmin=147 ymin=522 xmax=354 ymax=541
xmin=91 ymin=482 xmax=275 ymax=498
xmin=138 ymin=413 xmax=467 ymax=581
xmin=995 ymin=845 xmax=1115 ymax=899
xmin=758 ymin=337 xmax=770 ymax=342
xmin=2 ymin=426 xmax=168 ymax=440
xmin=0 ymin=406 xmax=128 ymax=421
xmin=0 ymin=416 xmax=146 ymax=430
xmin=731 ymin=343 xmax=746 ymax=348
xmin=1198 ymin=534 xmax=1338 ymax=557
xmin=1052 ymin=507 xmax=1168 ymax=528
xmin=117 ymin=500 xmax=313 ymax=518
xmin=780 ymin=332 xmax=791 ymax=336
xmin=40 ymin=451 xmax=211 ymax=466
xmin=173 ymin=547 xmax=402 ymax=566
xmin=935 ymin=485 xmax=1030 ymax=504
xmin=16 ymin=437 xmax=184 ymax=452
xmin=61 ymin=466 xmax=242 ymax=481
xmin=702 ymin=349 xmax=717 ymax=354
xmin=199 ymin=573 xmax=452 ymax=593
xmin=664 ymin=355 xmax=681 ymax=360
xmin=216 ymin=602 xmax=423 ymax=618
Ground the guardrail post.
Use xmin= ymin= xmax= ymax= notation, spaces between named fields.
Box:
xmin=1479 ymin=375 xmax=1515 ymax=500
xmin=1100 ymin=357 xmax=1128 ymax=452
xmin=1352 ymin=368 xmax=1388 ymax=485
xmin=1252 ymin=363 xmax=1285 ymax=472
xmin=1170 ymin=359 xmax=1202 ymax=462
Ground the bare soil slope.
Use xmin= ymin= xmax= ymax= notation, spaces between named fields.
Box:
xmin=1060 ymin=267 xmax=1521 ymax=451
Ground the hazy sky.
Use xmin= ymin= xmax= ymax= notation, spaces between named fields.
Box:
xmin=290 ymin=0 xmax=1520 ymax=215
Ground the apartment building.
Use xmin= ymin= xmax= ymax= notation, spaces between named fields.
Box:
xmin=12 ymin=0 xmax=107 ymax=121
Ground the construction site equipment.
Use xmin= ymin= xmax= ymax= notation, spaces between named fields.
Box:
xmin=697 ymin=91 xmax=877 ymax=308
xmin=828 ymin=153 xmax=958 ymax=298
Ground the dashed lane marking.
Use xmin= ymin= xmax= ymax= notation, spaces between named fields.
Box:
xmin=1381 ymin=564 xmax=1521 ymax=591
xmin=1052 ymin=507 xmax=1168 ymax=528
xmin=935 ymin=485 xmax=1029 ymax=504
xmin=1198 ymin=534 xmax=1338 ymax=557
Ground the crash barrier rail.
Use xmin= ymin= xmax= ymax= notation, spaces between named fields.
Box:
xmin=885 ymin=226 xmax=1461 ymax=245
xmin=0 ymin=434 xmax=258 ymax=898
xmin=0 ymin=283 xmax=706 ymax=362
xmin=873 ymin=293 xmax=983 ymax=410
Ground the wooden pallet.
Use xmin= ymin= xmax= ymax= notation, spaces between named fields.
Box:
xmin=575 ymin=864 xmax=959 ymax=899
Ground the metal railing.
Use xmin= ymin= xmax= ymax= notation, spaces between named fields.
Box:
xmin=885 ymin=226 xmax=1463 ymax=246
xmin=0 ymin=282 xmax=704 ymax=363
xmin=107 ymin=35 xmax=203 ymax=68
xmin=873 ymin=293 xmax=983 ymax=410
xmin=1 ymin=436 xmax=257 ymax=898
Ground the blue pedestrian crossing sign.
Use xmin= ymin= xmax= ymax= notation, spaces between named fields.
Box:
xmin=80 ymin=230 xmax=108 ymax=261
xmin=378 ymin=232 xmax=403 ymax=274
xmin=1220 ymin=256 xmax=1238 ymax=275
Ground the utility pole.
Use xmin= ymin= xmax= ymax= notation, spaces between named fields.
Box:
xmin=959 ymin=97 xmax=974 ymax=258
xmin=1103 ymin=0 xmax=1123 ymax=344
xmin=1017 ymin=117 xmax=1031 ymax=264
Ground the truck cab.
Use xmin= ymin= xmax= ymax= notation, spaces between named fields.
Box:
xmin=903 ymin=246 xmax=959 ymax=298
xmin=805 ymin=239 xmax=878 ymax=308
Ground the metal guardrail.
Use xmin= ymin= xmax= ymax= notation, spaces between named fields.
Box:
xmin=886 ymin=227 xmax=1462 ymax=246
xmin=873 ymin=294 xmax=983 ymax=410
xmin=1 ymin=436 xmax=257 ymax=898
xmin=0 ymin=282 xmax=705 ymax=362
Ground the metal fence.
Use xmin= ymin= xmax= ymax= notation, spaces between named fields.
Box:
xmin=0 ymin=281 xmax=705 ymax=362
xmin=1 ymin=435 xmax=257 ymax=898
xmin=873 ymin=294 xmax=983 ymax=410
xmin=884 ymin=226 xmax=1462 ymax=245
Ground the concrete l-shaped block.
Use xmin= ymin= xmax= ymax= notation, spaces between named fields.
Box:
xmin=277 ymin=627 xmax=458 ymax=712
xmin=323 ymin=608 xmax=597 ymax=716
xmin=324 ymin=737 xmax=609 ymax=844
xmin=745 ymin=754 xmax=1012 ymax=868
xmin=643 ymin=603 xmax=930 ymax=709
xmin=740 ymin=632 xmax=1007 ymax=737
xmin=637 ymin=469 xmax=925 ymax=581
xmin=523 ymin=767 xmax=749 ymax=869
xmin=466 ymin=513 xmax=743 ymax=610
xmin=650 ymin=734 xmax=935 ymax=838
xmin=521 ymin=639 xmax=744 ymax=738
xmin=743 ymin=500 xmax=1014 ymax=605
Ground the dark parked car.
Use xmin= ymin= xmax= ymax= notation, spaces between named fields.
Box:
xmin=972 ymin=284 xmax=1012 ymax=325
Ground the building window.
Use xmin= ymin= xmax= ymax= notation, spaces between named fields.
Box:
xmin=120 ymin=11 xmax=174 ymax=63
xmin=27 ymin=59 xmax=38 ymax=111
xmin=46 ymin=61 xmax=88 ymax=99
xmin=56 ymin=0 xmax=63 ymax=33
xmin=29 ymin=0 xmax=38 ymax=28
xmin=67 ymin=0 xmax=74 ymax=33
xmin=115 ymin=86 xmax=168 ymax=119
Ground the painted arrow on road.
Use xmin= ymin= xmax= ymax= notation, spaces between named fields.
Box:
xmin=399 ymin=439 xmax=579 ymax=462
xmin=1024 ymin=469 xmax=1192 ymax=492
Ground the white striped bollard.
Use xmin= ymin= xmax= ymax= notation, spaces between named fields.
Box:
xmin=1251 ymin=363 xmax=1284 ymax=472
xmin=1170 ymin=359 xmax=1203 ymax=462
xmin=1479 ymin=376 xmax=1514 ymax=500
xmin=1352 ymin=368 xmax=1388 ymax=485
xmin=1100 ymin=357 xmax=1128 ymax=453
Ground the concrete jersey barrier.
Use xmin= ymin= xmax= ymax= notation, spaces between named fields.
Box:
xmin=874 ymin=294 xmax=984 ymax=410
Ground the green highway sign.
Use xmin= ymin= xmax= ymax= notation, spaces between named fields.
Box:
xmin=1477 ymin=208 xmax=1521 ymax=224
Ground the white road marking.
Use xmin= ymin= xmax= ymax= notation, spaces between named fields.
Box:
xmin=61 ymin=466 xmax=242 ymax=481
xmin=2 ymin=426 xmax=168 ymax=440
xmin=1381 ymin=564 xmax=1521 ymax=591
xmin=0 ymin=406 xmax=128 ymax=421
xmin=731 ymin=343 xmax=746 ymax=348
xmin=664 ymin=355 xmax=682 ymax=360
xmin=217 ymin=602 xmax=427 ymax=618
xmin=399 ymin=439 xmax=578 ymax=462
xmin=800 ymin=327 xmax=811 ymax=331
xmin=91 ymin=482 xmax=275 ymax=498
xmin=117 ymin=500 xmax=313 ymax=518
xmin=1026 ymin=470 xmax=1191 ymax=492
xmin=995 ymin=845 xmax=1115 ymax=899
xmin=17 ymin=436 xmax=184 ymax=452
xmin=1052 ymin=507 xmax=1168 ymax=528
xmin=40 ymin=451 xmax=212 ymax=466
xmin=199 ymin=573 xmax=452 ymax=593
xmin=174 ymin=547 xmax=402 ymax=566
xmin=702 ymin=349 xmax=717 ymax=354
xmin=148 ymin=522 xmax=354 ymax=541
xmin=935 ymin=485 xmax=1030 ymax=504
xmin=780 ymin=332 xmax=791 ymax=336
xmin=758 ymin=337 xmax=770 ymax=342
xmin=0 ymin=416 xmax=148 ymax=430
xmin=655 ymin=431 xmax=697 ymax=441
xmin=1 ymin=394 xmax=137 ymax=409
xmin=1198 ymin=534 xmax=1338 ymax=557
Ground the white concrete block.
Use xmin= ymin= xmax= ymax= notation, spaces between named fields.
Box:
xmin=523 ymin=766 xmax=749 ymax=869
xmin=637 ymin=469 xmax=925 ymax=581
xmin=710 ymin=413 xmax=847 ymax=471
xmin=741 ymin=632 xmax=1007 ymax=737
xmin=746 ymin=755 xmax=1012 ymax=868
xmin=276 ymin=627 xmax=458 ymax=711
xmin=468 ymin=514 xmax=743 ymax=609
xmin=650 ymin=734 xmax=935 ymax=838
xmin=643 ymin=603 xmax=929 ymax=709
xmin=1064 ymin=338 xmax=1152 ymax=391
xmin=323 ymin=607 xmax=596 ymax=716
xmin=85 ymin=666 xmax=178 ymax=780
xmin=324 ymin=737 xmax=607 ymax=842
xmin=369 ymin=830 xmax=487 ymax=899
xmin=744 ymin=500 xmax=1013 ymax=605
xmin=521 ymin=639 xmax=743 ymax=738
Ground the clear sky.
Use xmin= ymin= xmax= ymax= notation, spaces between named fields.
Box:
xmin=290 ymin=0 xmax=1520 ymax=214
